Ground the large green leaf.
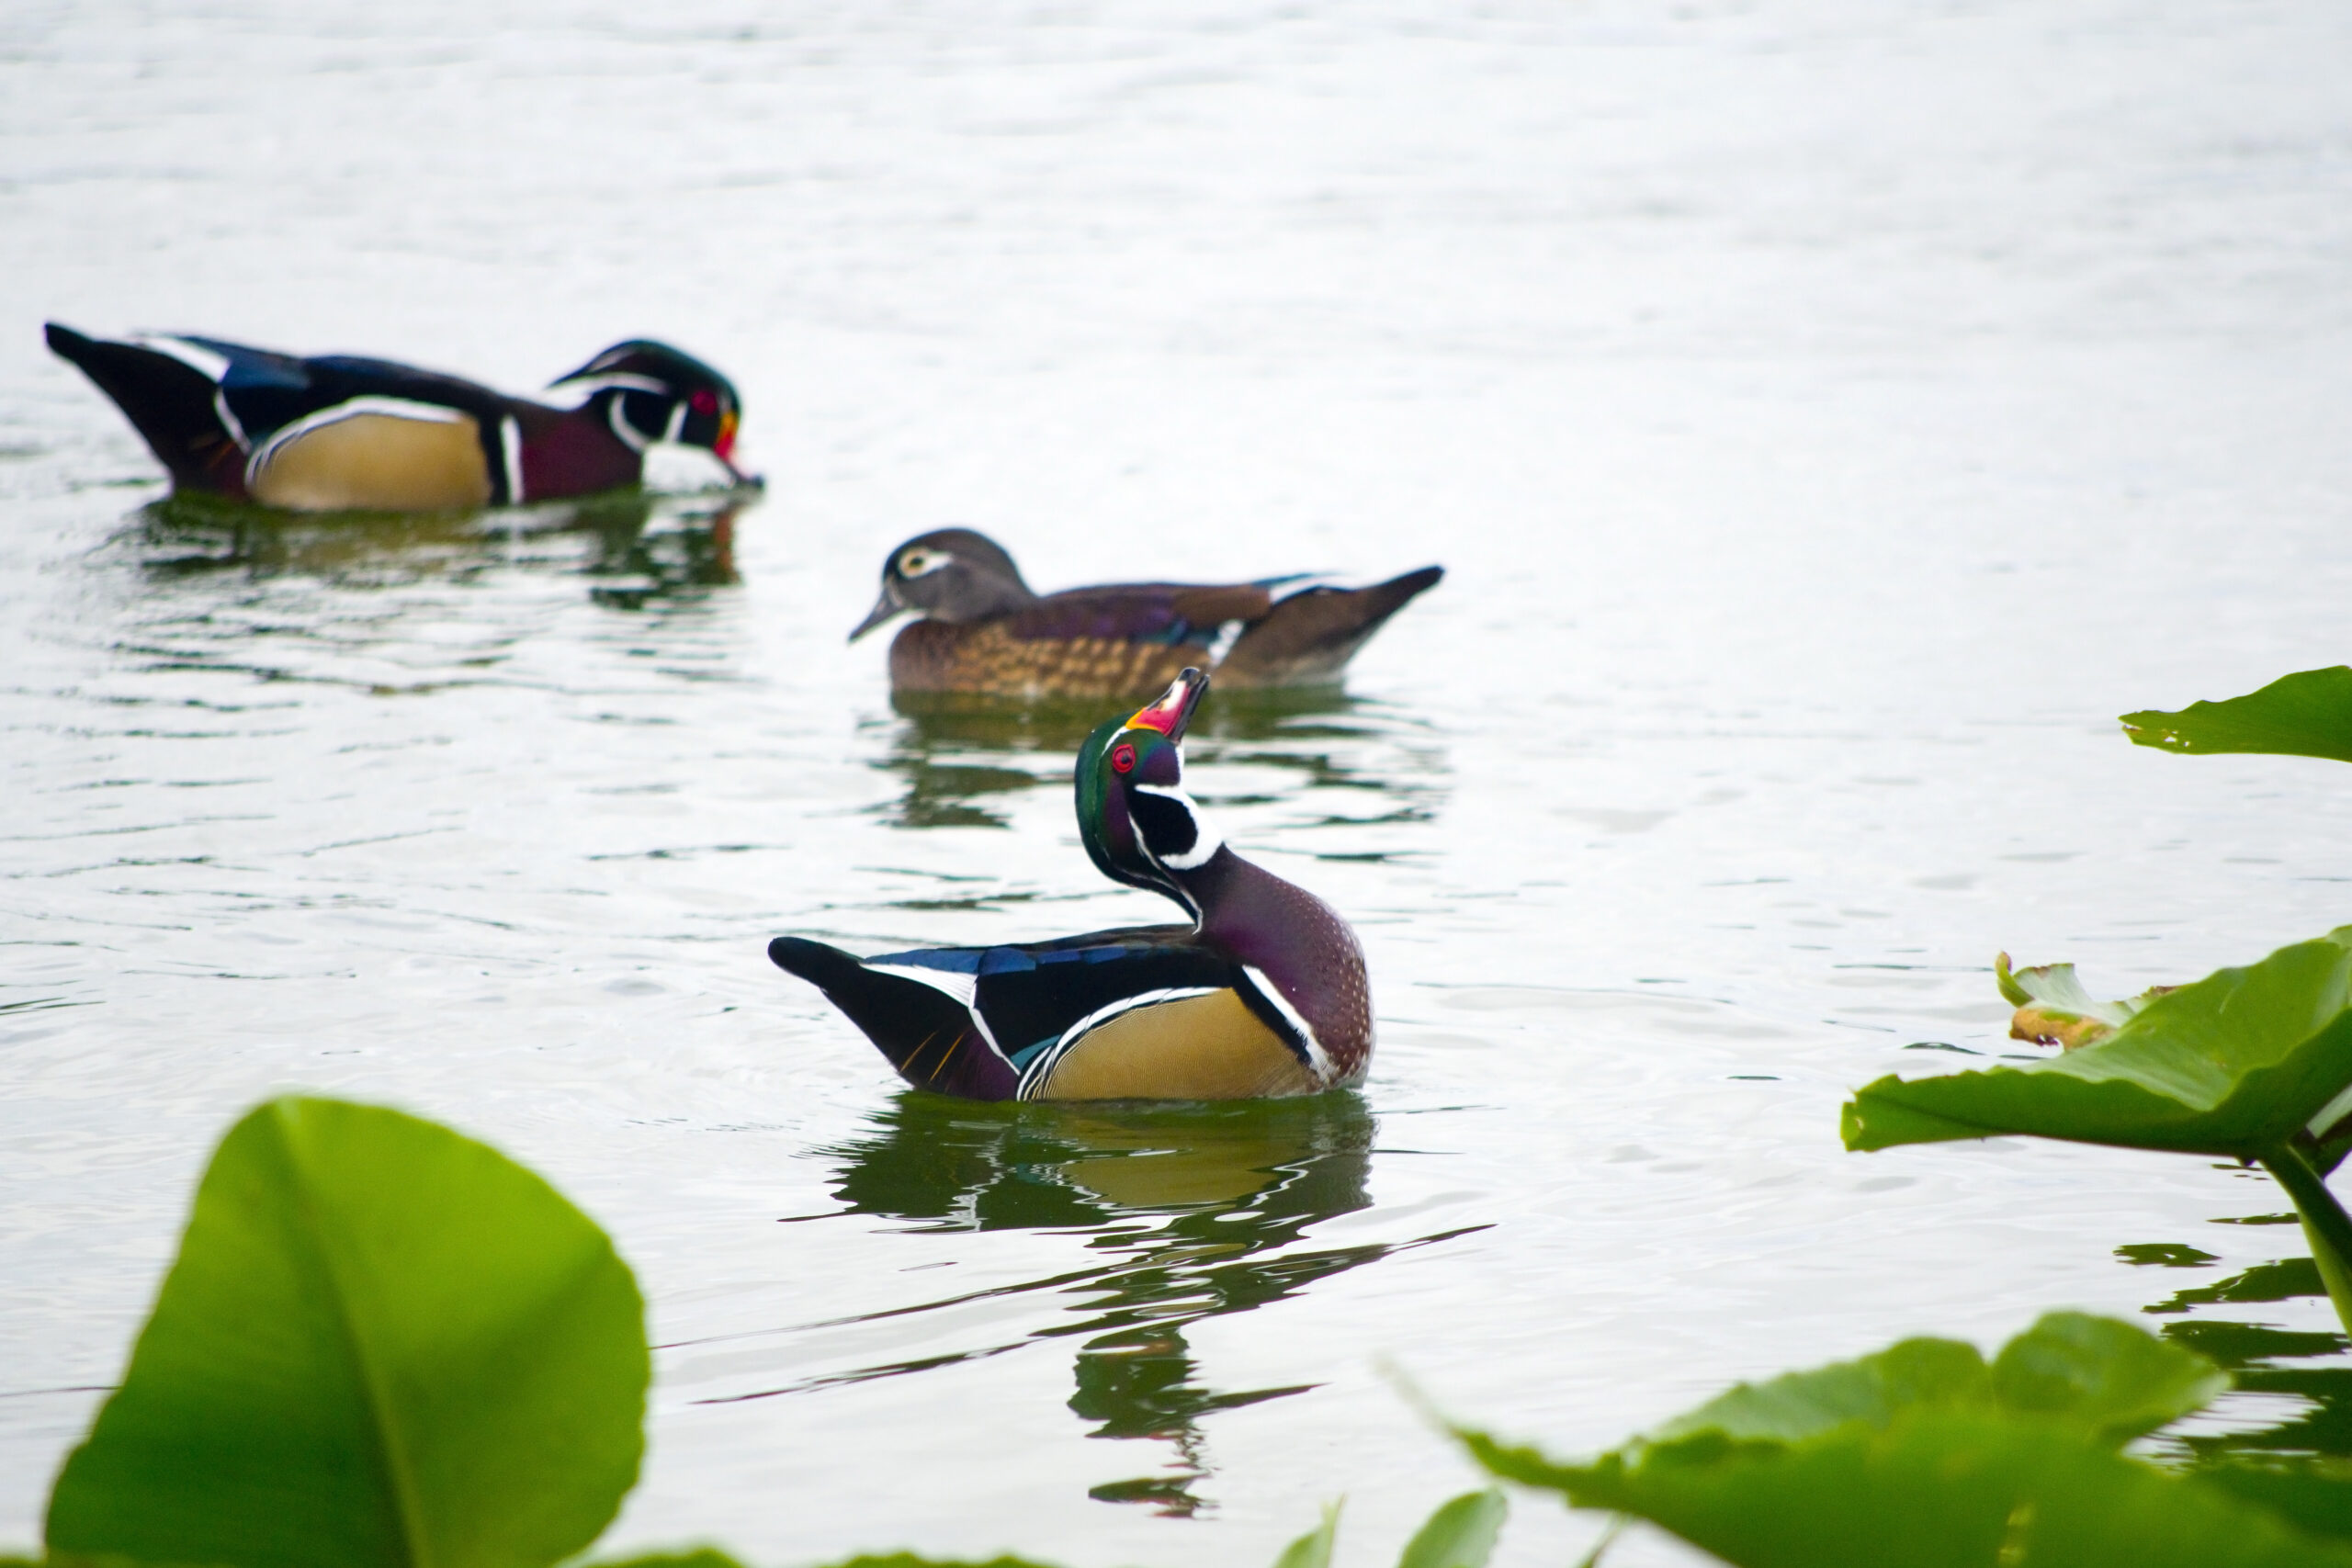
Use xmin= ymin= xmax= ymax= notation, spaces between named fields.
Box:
xmin=1396 ymin=1489 xmax=1505 ymax=1568
xmin=1844 ymin=930 xmax=2352 ymax=1157
xmin=1455 ymin=1314 xmax=2352 ymax=1568
xmin=46 ymin=1097 xmax=647 ymax=1568
xmin=1269 ymin=1501 xmax=1340 ymax=1568
xmin=2121 ymin=667 xmax=2352 ymax=762
xmin=1643 ymin=1314 xmax=2217 ymax=1450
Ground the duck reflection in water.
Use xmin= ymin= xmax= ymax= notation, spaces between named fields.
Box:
xmin=871 ymin=686 xmax=1444 ymax=836
xmin=123 ymin=487 xmax=750 ymax=604
xmin=786 ymin=1090 xmax=1481 ymax=1517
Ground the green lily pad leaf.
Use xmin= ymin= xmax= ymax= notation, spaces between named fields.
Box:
xmin=1270 ymin=1501 xmax=1341 ymax=1568
xmin=45 ymin=1097 xmax=647 ymax=1568
xmin=1637 ymin=1314 xmax=2215 ymax=1450
xmin=2121 ymin=667 xmax=2352 ymax=762
xmin=1986 ymin=1311 xmax=2227 ymax=1441
xmin=1996 ymin=952 xmax=2169 ymax=1050
xmin=1845 ymin=930 xmax=2352 ymax=1157
xmin=1455 ymin=1315 xmax=2350 ymax=1568
xmin=2199 ymin=1461 xmax=2352 ymax=1545
xmin=1651 ymin=1337 xmax=1988 ymax=1444
xmin=1396 ymin=1488 xmax=1506 ymax=1568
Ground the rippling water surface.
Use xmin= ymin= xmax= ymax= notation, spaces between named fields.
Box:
xmin=6 ymin=3 xmax=2352 ymax=1563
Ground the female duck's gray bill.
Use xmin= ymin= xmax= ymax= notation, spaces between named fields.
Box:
xmin=849 ymin=584 xmax=903 ymax=642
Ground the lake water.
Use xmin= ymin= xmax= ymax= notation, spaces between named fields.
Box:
xmin=6 ymin=3 xmax=2352 ymax=1563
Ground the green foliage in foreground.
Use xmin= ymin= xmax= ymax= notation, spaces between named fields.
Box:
xmin=1846 ymin=928 xmax=2352 ymax=1158
xmin=1845 ymin=927 xmax=2352 ymax=1332
xmin=45 ymin=1097 xmax=648 ymax=1568
xmin=2122 ymin=665 xmax=2352 ymax=762
xmin=1453 ymin=1313 xmax=2352 ymax=1568
xmin=592 ymin=1556 xmax=1064 ymax=1568
xmin=20 ymin=1095 xmax=1496 ymax=1568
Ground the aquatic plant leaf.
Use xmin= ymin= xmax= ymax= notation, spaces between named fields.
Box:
xmin=1396 ymin=1488 xmax=1506 ymax=1568
xmin=1996 ymin=952 xmax=2166 ymax=1050
xmin=1845 ymin=930 xmax=2352 ymax=1156
xmin=2121 ymin=667 xmax=2352 ymax=762
xmin=45 ymin=1097 xmax=647 ymax=1568
xmin=1270 ymin=1500 xmax=1340 ymax=1568
xmin=1640 ymin=1314 xmax=2212 ymax=1449
xmin=1985 ymin=1311 xmax=2226 ymax=1441
xmin=2199 ymin=1462 xmax=2352 ymax=1545
xmin=1454 ymin=1315 xmax=2351 ymax=1568
xmin=1651 ymin=1337 xmax=1987 ymax=1442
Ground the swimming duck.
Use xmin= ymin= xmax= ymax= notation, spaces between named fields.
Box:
xmin=769 ymin=668 xmax=1372 ymax=1100
xmin=44 ymin=322 xmax=750 ymax=512
xmin=851 ymin=528 xmax=1442 ymax=699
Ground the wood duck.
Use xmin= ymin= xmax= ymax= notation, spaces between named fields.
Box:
xmin=44 ymin=322 xmax=751 ymax=512
xmin=851 ymin=528 xmax=1442 ymax=699
xmin=769 ymin=668 xmax=1373 ymax=1100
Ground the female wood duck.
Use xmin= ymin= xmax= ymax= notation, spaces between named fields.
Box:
xmin=851 ymin=528 xmax=1442 ymax=699
xmin=44 ymin=322 xmax=750 ymax=512
xmin=769 ymin=668 xmax=1373 ymax=1100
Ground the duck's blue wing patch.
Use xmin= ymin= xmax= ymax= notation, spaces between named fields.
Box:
xmin=169 ymin=336 xmax=321 ymax=442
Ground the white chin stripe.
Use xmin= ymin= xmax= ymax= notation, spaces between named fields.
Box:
xmin=1133 ymin=784 xmax=1223 ymax=871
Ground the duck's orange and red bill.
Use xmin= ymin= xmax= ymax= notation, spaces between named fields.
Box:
xmin=1124 ymin=668 xmax=1207 ymax=739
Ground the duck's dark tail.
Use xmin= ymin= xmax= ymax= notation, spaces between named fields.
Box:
xmin=767 ymin=937 xmax=1016 ymax=1100
xmin=1221 ymin=564 xmax=1444 ymax=686
xmin=45 ymin=323 xmax=246 ymax=494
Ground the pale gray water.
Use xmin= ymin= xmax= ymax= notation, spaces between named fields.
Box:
xmin=6 ymin=3 xmax=2352 ymax=1563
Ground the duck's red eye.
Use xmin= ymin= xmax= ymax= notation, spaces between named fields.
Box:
xmin=689 ymin=388 xmax=718 ymax=415
xmin=1111 ymin=743 xmax=1136 ymax=774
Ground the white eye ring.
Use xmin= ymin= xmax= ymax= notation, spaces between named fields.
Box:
xmin=899 ymin=549 xmax=951 ymax=578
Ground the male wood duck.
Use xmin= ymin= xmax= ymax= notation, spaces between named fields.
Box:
xmin=769 ymin=668 xmax=1373 ymax=1100
xmin=44 ymin=322 xmax=750 ymax=512
xmin=851 ymin=528 xmax=1442 ymax=699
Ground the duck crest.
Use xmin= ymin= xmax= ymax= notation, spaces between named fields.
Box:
xmin=770 ymin=668 xmax=1374 ymax=1100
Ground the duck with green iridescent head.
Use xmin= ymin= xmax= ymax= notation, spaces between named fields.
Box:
xmin=767 ymin=668 xmax=1372 ymax=1100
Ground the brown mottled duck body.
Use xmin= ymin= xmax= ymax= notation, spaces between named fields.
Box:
xmin=852 ymin=529 xmax=1442 ymax=700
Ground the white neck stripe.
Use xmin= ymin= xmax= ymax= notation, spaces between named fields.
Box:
xmin=1133 ymin=784 xmax=1224 ymax=871
xmin=607 ymin=396 xmax=650 ymax=451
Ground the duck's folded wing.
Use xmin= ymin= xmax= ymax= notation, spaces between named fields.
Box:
xmin=917 ymin=937 xmax=1319 ymax=1101
xmin=1008 ymin=584 xmax=1276 ymax=648
xmin=1220 ymin=565 xmax=1444 ymax=684
xmin=769 ymin=936 xmax=1019 ymax=1100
